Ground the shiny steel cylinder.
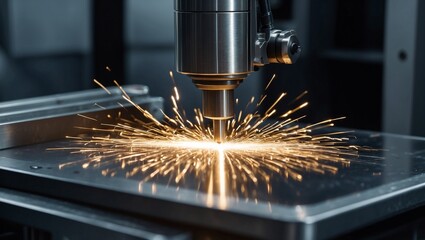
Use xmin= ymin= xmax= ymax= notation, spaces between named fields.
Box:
xmin=202 ymin=90 xmax=233 ymax=143
xmin=175 ymin=0 xmax=253 ymax=86
xmin=202 ymin=90 xmax=234 ymax=119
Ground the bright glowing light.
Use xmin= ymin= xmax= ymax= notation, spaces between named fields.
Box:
xmin=218 ymin=146 xmax=227 ymax=209
xmin=51 ymin=73 xmax=358 ymax=204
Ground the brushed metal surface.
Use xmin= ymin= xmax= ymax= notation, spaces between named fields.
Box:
xmin=0 ymin=85 xmax=163 ymax=149
xmin=0 ymin=85 xmax=148 ymax=121
xmin=174 ymin=0 xmax=249 ymax=12
xmin=1 ymin=130 xmax=425 ymax=239
xmin=175 ymin=12 xmax=250 ymax=77
xmin=202 ymin=90 xmax=234 ymax=119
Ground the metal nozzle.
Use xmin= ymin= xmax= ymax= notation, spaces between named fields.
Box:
xmin=202 ymin=90 xmax=234 ymax=143
xmin=213 ymin=120 xmax=227 ymax=143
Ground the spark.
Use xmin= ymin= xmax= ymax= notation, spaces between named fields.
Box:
xmin=265 ymin=74 xmax=276 ymax=91
xmin=94 ymin=103 xmax=106 ymax=110
xmin=51 ymin=74 xmax=359 ymax=204
xmin=77 ymin=114 xmax=97 ymax=122
xmin=94 ymin=79 xmax=111 ymax=94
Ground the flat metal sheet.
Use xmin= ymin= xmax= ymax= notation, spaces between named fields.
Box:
xmin=1 ymin=130 xmax=425 ymax=239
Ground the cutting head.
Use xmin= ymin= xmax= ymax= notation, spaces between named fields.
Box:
xmin=175 ymin=0 xmax=301 ymax=142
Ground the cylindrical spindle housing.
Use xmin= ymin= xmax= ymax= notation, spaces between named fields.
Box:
xmin=175 ymin=0 xmax=253 ymax=84
xmin=175 ymin=0 xmax=301 ymax=143
xmin=175 ymin=0 xmax=255 ymax=142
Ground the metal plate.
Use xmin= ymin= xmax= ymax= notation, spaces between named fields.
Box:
xmin=1 ymin=130 xmax=425 ymax=239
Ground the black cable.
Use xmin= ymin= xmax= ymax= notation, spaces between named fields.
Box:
xmin=257 ymin=0 xmax=274 ymax=39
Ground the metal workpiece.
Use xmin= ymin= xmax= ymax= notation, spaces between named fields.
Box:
xmin=2 ymin=127 xmax=425 ymax=239
xmin=1 ymin=93 xmax=425 ymax=239
xmin=175 ymin=0 xmax=301 ymax=142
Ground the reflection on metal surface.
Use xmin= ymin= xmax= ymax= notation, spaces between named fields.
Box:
xmin=52 ymin=77 xmax=358 ymax=202
xmin=218 ymin=146 xmax=227 ymax=209
xmin=205 ymin=146 xmax=228 ymax=209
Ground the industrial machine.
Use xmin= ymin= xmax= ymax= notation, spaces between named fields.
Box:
xmin=175 ymin=0 xmax=301 ymax=142
xmin=3 ymin=1 xmax=425 ymax=240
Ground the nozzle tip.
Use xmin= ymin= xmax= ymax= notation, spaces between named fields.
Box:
xmin=213 ymin=120 xmax=227 ymax=143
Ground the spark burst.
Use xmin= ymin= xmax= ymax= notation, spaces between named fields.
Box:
xmin=53 ymin=72 xmax=359 ymax=204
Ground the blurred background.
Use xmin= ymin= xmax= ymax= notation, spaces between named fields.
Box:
xmin=0 ymin=0 xmax=424 ymax=136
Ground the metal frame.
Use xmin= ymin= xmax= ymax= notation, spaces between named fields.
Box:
xmin=383 ymin=0 xmax=425 ymax=136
